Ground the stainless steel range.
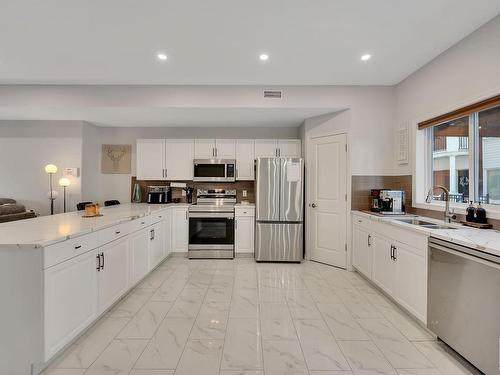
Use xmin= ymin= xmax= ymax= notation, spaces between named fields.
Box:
xmin=188 ymin=189 xmax=236 ymax=259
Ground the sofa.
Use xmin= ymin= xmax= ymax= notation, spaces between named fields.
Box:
xmin=0 ymin=198 xmax=36 ymax=223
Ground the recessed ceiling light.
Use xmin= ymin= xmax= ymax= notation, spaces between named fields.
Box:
xmin=361 ymin=54 xmax=371 ymax=61
xmin=259 ymin=54 xmax=269 ymax=61
xmin=157 ymin=53 xmax=168 ymax=61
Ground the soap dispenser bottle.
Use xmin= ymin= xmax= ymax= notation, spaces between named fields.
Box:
xmin=466 ymin=201 xmax=475 ymax=222
xmin=475 ymin=202 xmax=487 ymax=224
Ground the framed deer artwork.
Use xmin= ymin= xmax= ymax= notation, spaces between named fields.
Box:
xmin=101 ymin=144 xmax=132 ymax=174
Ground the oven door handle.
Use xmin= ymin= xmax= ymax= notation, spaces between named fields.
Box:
xmin=188 ymin=212 xmax=235 ymax=219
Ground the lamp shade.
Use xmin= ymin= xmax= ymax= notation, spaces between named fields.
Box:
xmin=59 ymin=177 xmax=71 ymax=187
xmin=45 ymin=164 xmax=58 ymax=174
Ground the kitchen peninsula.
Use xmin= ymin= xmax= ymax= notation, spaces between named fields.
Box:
xmin=0 ymin=203 xmax=189 ymax=375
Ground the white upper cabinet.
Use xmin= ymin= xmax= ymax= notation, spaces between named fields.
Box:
xmin=136 ymin=139 xmax=166 ymax=180
xmin=164 ymin=139 xmax=194 ymax=180
xmin=255 ymin=139 xmax=279 ymax=158
xmin=194 ymin=139 xmax=236 ymax=158
xmin=254 ymin=139 xmax=301 ymax=158
xmin=235 ymin=139 xmax=255 ymax=180
xmin=278 ymin=139 xmax=302 ymax=157
xmin=194 ymin=139 xmax=216 ymax=158
xmin=215 ymin=139 xmax=236 ymax=158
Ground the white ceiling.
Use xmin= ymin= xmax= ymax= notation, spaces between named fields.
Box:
xmin=0 ymin=107 xmax=339 ymax=127
xmin=1 ymin=0 xmax=499 ymax=85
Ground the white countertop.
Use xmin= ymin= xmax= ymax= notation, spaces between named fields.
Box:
xmin=0 ymin=203 xmax=190 ymax=248
xmin=234 ymin=202 xmax=255 ymax=207
xmin=352 ymin=210 xmax=500 ymax=258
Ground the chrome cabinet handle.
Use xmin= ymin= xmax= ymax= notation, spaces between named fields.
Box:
xmin=150 ymin=229 xmax=155 ymax=240
xmin=96 ymin=254 xmax=101 ymax=271
xmin=367 ymin=235 xmax=371 ymax=247
xmin=74 ymin=245 xmax=82 ymax=250
xmin=115 ymin=230 xmax=121 ymax=235
xmin=101 ymin=252 xmax=104 ymax=270
xmin=393 ymin=246 xmax=397 ymax=261
xmin=390 ymin=245 xmax=394 ymax=260
xmin=185 ymin=211 xmax=188 ymax=220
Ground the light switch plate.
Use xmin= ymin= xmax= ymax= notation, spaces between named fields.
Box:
xmin=181 ymin=190 xmax=186 ymax=196
xmin=242 ymin=190 xmax=247 ymax=197
xmin=63 ymin=167 xmax=80 ymax=177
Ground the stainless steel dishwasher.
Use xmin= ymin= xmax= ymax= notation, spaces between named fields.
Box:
xmin=428 ymin=237 xmax=500 ymax=375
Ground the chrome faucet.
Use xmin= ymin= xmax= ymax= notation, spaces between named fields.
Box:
xmin=426 ymin=185 xmax=457 ymax=223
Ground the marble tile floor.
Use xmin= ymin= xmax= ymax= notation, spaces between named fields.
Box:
xmin=44 ymin=257 xmax=481 ymax=375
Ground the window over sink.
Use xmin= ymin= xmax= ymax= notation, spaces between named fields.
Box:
xmin=418 ymin=95 xmax=500 ymax=207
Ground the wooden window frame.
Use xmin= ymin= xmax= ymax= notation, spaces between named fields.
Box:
xmin=418 ymin=94 xmax=500 ymax=130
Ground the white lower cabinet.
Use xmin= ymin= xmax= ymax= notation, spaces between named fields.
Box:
xmin=171 ymin=206 xmax=189 ymax=252
xmin=352 ymin=226 xmax=373 ymax=278
xmin=98 ymin=237 xmax=129 ymax=314
xmin=371 ymin=235 xmax=396 ymax=296
xmin=44 ymin=249 xmax=99 ymax=359
xmin=235 ymin=210 xmax=254 ymax=255
xmin=129 ymin=228 xmax=150 ymax=286
xmin=351 ymin=213 xmax=428 ymax=323
xmin=149 ymin=220 xmax=166 ymax=269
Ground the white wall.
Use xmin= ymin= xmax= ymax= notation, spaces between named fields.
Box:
xmin=0 ymin=121 xmax=83 ymax=216
xmin=395 ymin=14 xmax=500 ymax=176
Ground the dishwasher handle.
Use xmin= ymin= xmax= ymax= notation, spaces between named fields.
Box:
xmin=429 ymin=238 xmax=500 ymax=269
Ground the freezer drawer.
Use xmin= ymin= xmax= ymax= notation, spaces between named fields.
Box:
xmin=255 ymin=222 xmax=303 ymax=262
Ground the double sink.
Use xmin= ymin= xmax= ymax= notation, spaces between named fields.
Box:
xmin=394 ymin=218 xmax=458 ymax=230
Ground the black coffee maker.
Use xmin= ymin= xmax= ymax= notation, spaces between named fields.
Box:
xmin=183 ymin=187 xmax=194 ymax=203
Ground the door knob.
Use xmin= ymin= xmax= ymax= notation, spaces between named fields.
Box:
xmin=311 ymin=203 xmax=317 ymax=208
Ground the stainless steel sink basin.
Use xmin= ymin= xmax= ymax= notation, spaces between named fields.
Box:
xmin=394 ymin=218 xmax=457 ymax=230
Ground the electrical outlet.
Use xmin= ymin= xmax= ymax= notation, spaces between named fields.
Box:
xmin=63 ymin=167 xmax=80 ymax=177
xmin=242 ymin=190 xmax=247 ymax=197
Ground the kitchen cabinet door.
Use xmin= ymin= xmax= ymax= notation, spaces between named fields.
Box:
xmin=235 ymin=139 xmax=255 ymax=180
xmin=171 ymin=207 xmax=189 ymax=252
xmin=136 ymin=139 xmax=166 ymax=180
xmin=194 ymin=139 xmax=215 ymax=158
xmin=164 ymin=139 xmax=195 ymax=180
xmin=129 ymin=228 xmax=150 ymax=286
xmin=255 ymin=139 xmax=279 ymax=158
xmin=352 ymin=225 xmax=372 ymax=279
xmin=149 ymin=221 xmax=166 ymax=269
xmin=215 ymin=139 xmax=236 ymax=158
xmin=278 ymin=139 xmax=301 ymax=157
xmin=44 ymin=250 xmax=99 ymax=359
xmin=235 ymin=216 xmax=254 ymax=254
xmin=98 ymin=237 xmax=129 ymax=314
xmin=371 ymin=235 xmax=396 ymax=296
xmin=163 ymin=209 xmax=172 ymax=257
xmin=394 ymin=243 xmax=427 ymax=322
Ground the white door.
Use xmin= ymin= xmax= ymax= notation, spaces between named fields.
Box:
xmin=171 ymin=207 xmax=189 ymax=252
xmin=235 ymin=216 xmax=254 ymax=254
xmin=215 ymin=139 xmax=236 ymax=158
xmin=278 ymin=139 xmax=301 ymax=157
xmin=165 ymin=139 xmax=195 ymax=180
xmin=255 ymin=139 xmax=278 ymax=158
xmin=394 ymin=243 xmax=427 ymax=322
xmin=236 ymin=139 xmax=255 ymax=180
xmin=136 ymin=139 xmax=165 ymax=180
xmin=308 ymin=133 xmax=348 ymax=268
xmin=352 ymin=225 xmax=372 ymax=278
xmin=194 ymin=139 xmax=215 ymax=158
xmin=150 ymin=221 xmax=165 ymax=269
xmin=98 ymin=238 xmax=129 ymax=313
xmin=44 ymin=250 xmax=99 ymax=359
xmin=163 ymin=209 xmax=172 ymax=257
xmin=372 ymin=235 xmax=396 ymax=296
xmin=129 ymin=228 xmax=149 ymax=285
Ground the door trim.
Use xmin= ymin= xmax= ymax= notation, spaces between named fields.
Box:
xmin=305 ymin=130 xmax=352 ymax=270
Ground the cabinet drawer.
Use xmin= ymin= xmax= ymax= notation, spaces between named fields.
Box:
xmin=235 ymin=207 xmax=255 ymax=217
xmin=98 ymin=222 xmax=132 ymax=246
xmin=150 ymin=210 xmax=168 ymax=224
xmin=352 ymin=214 xmax=376 ymax=232
xmin=129 ymin=216 xmax=151 ymax=233
xmin=44 ymin=232 xmax=100 ymax=269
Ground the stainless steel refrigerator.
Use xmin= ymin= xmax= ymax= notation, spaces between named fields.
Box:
xmin=255 ymin=157 xmax=304 ymax=262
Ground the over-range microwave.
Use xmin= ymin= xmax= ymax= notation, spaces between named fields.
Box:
xmin=193 ymin=159 xmax=236 ymax=182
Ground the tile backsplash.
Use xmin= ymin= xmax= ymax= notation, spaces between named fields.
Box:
xmin=130 ymin=177 xmax=255 ymax=204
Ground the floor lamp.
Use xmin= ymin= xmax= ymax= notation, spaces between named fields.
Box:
xmin=59 ymin=177 xmax=71 ymax=213
xmin=45 ymin=164 xmax=58 ymax=215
